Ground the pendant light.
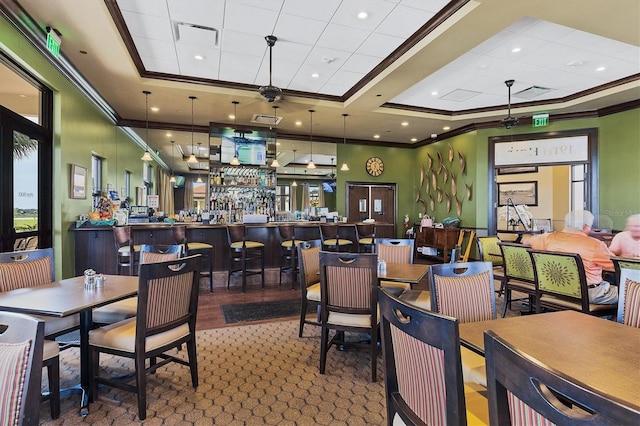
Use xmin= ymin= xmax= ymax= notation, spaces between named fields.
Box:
xmin=140 ymin=90 xmax=153 ymax=161
xmin=230 ymin=101 xmax=240 ymax=166
xmin=340 ymin=113 xmax=349 ymax=171
xmin=187 ymin=96 xmax=198 ymax=163
xmin=169 ymin=140 xmax=176 ymax=183
xmin=270 ymin=105 xmax=280 ymax=168
xmin=196 ymin=142 xmax=203 ymax=183
xmin=306 ymin=109 xmax=316 ymax=169
xmin=291 ymin=149 xmax=297 ymax=187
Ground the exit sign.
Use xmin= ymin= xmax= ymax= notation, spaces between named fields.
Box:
xmin=532 ymin=113 xmax=549 ymax=127
xmin=46 ymin=31 xmax=61 ymax=58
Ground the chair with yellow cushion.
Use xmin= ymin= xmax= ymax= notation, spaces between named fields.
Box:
xmin=378 ymin=288 xmax=489 ymax=426
xmin=356 ymin=223 xmax=376 ymax=253
xmin=616 ymin=267 xmax=640 ymax=327
xmin=172 ymin=225 xmax=214 ymax=292
xmin=476 ymin=236 xmax=506 ymax=295
xmin=113 ymin=226 xmax=141 ymax=276
xmin=227 ymin=224 xmax=265 ymax=292
xmin=498 ymin=242 xmax=537 ymax=317
xmin=278 ymin=224 xmax=303 ymax=289
xmin=297 ymin=239 xmax=322 ymax=337
xmin=320 ymin=223 xmax=353 ymax=252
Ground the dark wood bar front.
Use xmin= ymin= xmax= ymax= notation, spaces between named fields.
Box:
xmin=70 ymin=222 xmax=395 ymax=276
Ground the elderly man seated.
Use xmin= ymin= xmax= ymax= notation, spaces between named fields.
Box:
xmin=526 ymin=210 xmax=618 ymax=305
xmin=609 ymin=214 xmax=640 ymax=258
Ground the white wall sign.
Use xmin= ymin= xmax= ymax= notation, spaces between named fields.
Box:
xmin=495 ymin=135 xmax=588 ymax=166
xmin=147 ymin=195 xmax=159 ymax=208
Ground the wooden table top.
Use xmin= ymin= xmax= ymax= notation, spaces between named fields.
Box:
xmin=379 ymin=263 xmax=429 ymax=285
xmin=0 ymin=275 xmax=138 ymax=317
xmin=459 ymin=310 xmax=640 ymax=408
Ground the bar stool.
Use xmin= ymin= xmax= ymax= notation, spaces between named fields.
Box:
xmin=278 ymin=224 xmax=303 ymax=289
xmin=113 ymin=226 xmax=141 ymax=275
xmin=320 ymin=223 xmax=353 ymax=252
xmin=356 ymin=223 xmax=376 ymax=253
xmin=227 ymin=224 xmax=265 ymax=292
xmin=172 ymin=225 xmax=214 ymax=292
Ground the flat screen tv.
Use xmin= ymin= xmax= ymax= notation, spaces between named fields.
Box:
xmin=220 ymin=136 xmax=266 ymax=166
xmin=322 ymin=181 xmax=336 ymax=193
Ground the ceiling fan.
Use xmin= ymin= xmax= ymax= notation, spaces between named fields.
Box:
xmin=258 ymin=35 xmax=283 ymax=103
xmin=501 ymin=79 xmax=519 ymax=129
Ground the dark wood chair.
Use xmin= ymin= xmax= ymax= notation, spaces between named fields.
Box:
xmin=0 ymin=311 xmax=45 ymax=426
xmin=378 ymin=288 xmax=489 ymax=426
xmin=297 ymin=239 xmax=322 ymax=337
xmin=319 ymin=251 xmax=379 ymax=382
xmin=319 ymin=223 xmax=353 ymax=252
xmin=112 ymin=226 xmax=141 ymax=276
xmin=172 ymin=225 xmax=214 ymax=292
xmin=484 ymin=330 xmax=640 ymax=425
xmin=226 ymin=224 xmax=265 ymax=292
xmin=376 ymin=238 xmax=415 ymax=296
xmin=528 ymin=249 xmax=617 ymax=318
xmin=497 ymin=242 xmax=536 ymax=317
xmin=616 ymin=267 xmax=640 ymax=327
xmin=355 ymin=223 xmax=376 ymax=253
xmin=278 ymin=224 xmax=303 ymax=289
xmin=89 ymin=254 xmax=202 ymax=420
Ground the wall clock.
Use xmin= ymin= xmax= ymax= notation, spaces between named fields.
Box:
xmin=366 ymin=157 xmax=384 ymax=176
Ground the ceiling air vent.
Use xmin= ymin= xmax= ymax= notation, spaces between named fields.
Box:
xmin=440 ymin=89 xmax=481 ymax=102
xmin=173 ymin=22 xmax=219 ymax=48
xmin=513 ymin=86 xmax=553 ymax=100
xmin=251 ymin=114 xmax=282 ymax=125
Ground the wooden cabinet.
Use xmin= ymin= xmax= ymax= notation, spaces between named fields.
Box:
xmin=414 ymin=226 xmax=460 ymax=263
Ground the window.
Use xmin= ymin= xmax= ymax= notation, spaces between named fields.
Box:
xmin=124 ymin=170 xmax=131 ymax=200
xmin=571 ymin=164 xmax=585 ymax=211
xmin=276 ymin=184 xmax=290 ymax=211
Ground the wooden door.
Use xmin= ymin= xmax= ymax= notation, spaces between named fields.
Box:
xmin=347 ymin=183 xmax=396 ymax=226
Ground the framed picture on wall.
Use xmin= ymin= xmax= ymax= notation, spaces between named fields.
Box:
xmin=497 ymin=166 xmax=538 ymax=175
xmin=498 ymin=181 xmax=538 ymax=206
xmin=70 ymin=164 xmax=87 ymax=199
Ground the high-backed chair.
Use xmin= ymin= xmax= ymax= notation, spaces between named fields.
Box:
xmin=297 ymin=239 xmax=322 ymax=337
xmin=319 ymin=223 xmax=353 ymax=252
xmin=528 ymin=249 xmax=618 ymax=318
xmin=92 ymin=244 xmax=183 ymax=325
xmin=226 ymin=224 xmax=265 ymax=292
xmin=617 ymin=267 xmax=640 ymax=327
xmin=476 ymin=236 xmax=506 ymax=295
xmin=376 ymin=238 xmax=415 ymax=296
xmin=113 ymin=226 xmax=141 ymax=276
xmin=378 ymin=288 xmax=489 ymax=426
xmin=356 ymin=223 xmax=376 ymax=253
xmin=0 ymin=312 xmax=45 ymax=426
xmin=172 ymin=225 xmax=214 ymax=292
xmin=484 ymin=330 xmax=640 ymax=425
xmin=612 ymin=256 xmax=640 ymax=286
xmin=497 ymin=242 xmax=536 ymax=317
xmin=319 ymin=251 xmax=379 ymax=382
xmin=429 ymin=261 xmax=495 ymax=388
xmin=89 ymin=254 xmax=201 ymax=421
xmin=278 ymin=224 xmax=303 ymax=289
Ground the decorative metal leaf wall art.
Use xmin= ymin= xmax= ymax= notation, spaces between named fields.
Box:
xmin=419 ymin=164 xmax=425 ymax=187
xmin=443 ymin=166 xmax=449 ymax=183
xmin=436 ymin=187 xmax=443 ymax=202
xmin=436 ymin=152 xmax=443 ymax=174
xmin=431 ymin=170 xmax=437 ymax=190
xmin=456 ymin=196 xmax=462 ymax=216
xmin=451 ymin=174 xmax=457 ymax=196
xmin=458 ymin=152 xmax=466 ymax=176
xmin=465 ymin=183 xmax=472 ymax=201
xmin=429 ymin=194 xmax=435 ymax=211
xmin=414 ymin=186 xmax=420 ymax=202
xmin=445 ymin=192 xmax=451 ymax=212
xmin=427 ymin=153 xmax=433 ymax=170
xmin=418 ymin=198 xmax=426 ymax=214
xmin=448 ymin=143 xmax=454 ymax=162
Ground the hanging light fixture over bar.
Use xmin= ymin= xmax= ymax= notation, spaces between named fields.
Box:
xmin=140 ymin=90 xmax=153 ymax=161
xmin=340 ymin=113 xmax=349 ymax=171
xmin=307 ymin=109 xmax=316 ymax=169
xmin=187 ymin=96 xmax=198 ymax=163
xmin=230 ymin=101 xmax=241 ymax=166
xmin=196 ymin=142 xmax=203 ymax=182
xmin=169 ymin=140 xmax=176 ymax=183
xmin=270 ymin=105 xmax=280 ymax=168
xmin=292 ymin=149 xmax=298 ymax=187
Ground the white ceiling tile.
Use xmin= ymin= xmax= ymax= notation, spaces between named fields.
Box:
xmin=332 ymin=0 xmax=396 ymax=31
xmin=375 ymin=5 xmax=436 ymax=38
xmin=132 ymin=37 xmax=176 ymax=60
xmin=587 ymin=38 xmax=638 ymax=58
xmin=485 ymin=35 xmax=551 ymax=61
xmin=224 ymin=2 xmax=279 ymax=37
xmin=275 ymin=42 xmax=314 ymax=64
xmin=305 ymin=46 xmax=349 ymax=69
xmin=398 ymin=0 xmax=449 ymax=13
xmin=175 ymin=45 xmax=221 ymax=78
xmin=122 ymin=10 xmax=174 ymax=42
xmin=219 ymin=51 xmax=263 ymax=84
xmin=324 ymin=69 xmax=366 ymax=92
xmin=220 ymin=31 xmax=265 ymax=56
xmin=555 ymin=30 xmax=606 ymax=50
xmin=281 ymin=0 xmax=340 ymax=21
xmin=316 ymin=23 xmax=370 ymax=52
xmin=521 ymin=20 xmax=574 ymax=42
xmin=274 ymin=13 xmax=327 ymax=45
xmin=357 ymin=32 xmax=404 ymax=58
xmin=117 ymin=0 xmax=169 ymax=18
xmin=166 ymin=0 xmax=225 ymax=29
xmin=234 ymin=0 xmax=284 ymax=12
xmin=342 ymin=53 xmax=380 ymax=73
xmin=141 ymin=54 xmax=180 ymax=74
xmin=469 ymin=29 xmax=517 ymax=55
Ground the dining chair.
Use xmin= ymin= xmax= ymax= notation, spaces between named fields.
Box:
xmin=319 ymin=251 xmax=379 ymax=382
xmin=89 ymin=254 xmax=201 ymax=421
xmin=172 ymin=224 xmax=214 ymax=292
xmin=355 ymin=223 xmax=376 ymax=253
xmin=484 ymin=330 xmax=640 ymax=425
xmin=226 ymin=224 xmax=265 ymax=292
xmin=616 ymin=267 xmax=640 ymax=327
xmin=0 ymin=311 xmax=45 ymax=426
xmin=497 ymin=242 xmax=536 ymax=317
xmin=319 ymin=223 xmax=353 ymax=252
xmin=453 ymin=229 xmax=476 ymax=263
xmin=113 ymin=226 xmax=142 ymax=276
xmin=297 ymin=239 xmax=322 ymax=337
xmin=92 ymin=244 xmax=183 ymax=325
xmin=528 ymin=249 xmax=618 ymax=318
xmin=376 ymin=238 xmax=415 ymax=296
xmin=378 ymin=288 xmax=489 ymax=426
xmin=278 ymin=224 xmax=303 ymax=289
xmin=612 ymin=256 xmax=640 ymax=286
xmin=429 ymin=261 xmax=495 ymax=388
xmin=476 ymin=236 xmax=506 ymax=295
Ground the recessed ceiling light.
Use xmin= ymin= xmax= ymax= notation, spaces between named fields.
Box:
xmin=276 ymin=142 xmax=280 ymax=146
xmin=373 ymin=134 xmax=380 ymax=139
xmin=166 ymin=133 xmax=172 ymax=137
xmin=511 ymin=47 xmax=521 ymax=53
xmin=357 ymin=11 xmax=368 ymax=19
xmin=151 ymin=107 xmax=159 ymax=112
xmin=410 ymin=137 xmax=417 ymax=142
xmin=431 ymin=91 xmax=438 ymax=96
xmin=401 ymin=121 xmax=409 ymax=126
xmin=596 ymin=66 xmax=606 ymax=72
xmin=18 ymin=94 xmax=26 ymax=98
xmin=431 ymin=134 xmax=438 ymax=138
xmin=295 ymin=121 xmax=302 ymax=126
xmin=311 ymin=72 xmax=320 ymax=78
xmin=228 ymin=114 xmax=235 ymax=120
xmin=443 ymin=126 xmax=450 ymax=131
xmin=194 ymin=55 xmax=204 ymax=60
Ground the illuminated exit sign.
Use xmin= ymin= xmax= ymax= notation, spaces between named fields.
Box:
xmin=532 ymin=113 xmax=549 ymax=127
xmin=46 ymin=30 xmax=61 ymax=58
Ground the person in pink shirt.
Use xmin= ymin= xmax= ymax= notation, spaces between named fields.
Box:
xmin=527 ymin=210 xmax=618 ymax=305
xmin=609 ymin=214 xmax=640 ymax=258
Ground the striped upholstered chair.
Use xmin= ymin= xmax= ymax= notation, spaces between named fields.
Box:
xmin=429 ymin=261 xmax=495 ymax=388
xmin=376 ymin=238 xmax=415 ymax=296
xmin=485 ymin=330 xmax=640 ymax=425
xmin=378 ymin=288 xmax=488 ymax=425
xmin=318 ymin=251 xmax=379 ymax=382
xmin=297 ymin=239 xmax=322 ymax=337
xmin=617 ymin=267 xmax=640 ymax=327
xmin=89 ymin=254 xmax=201 ymax=420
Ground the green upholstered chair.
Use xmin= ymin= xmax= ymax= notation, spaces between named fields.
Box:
xmin=497 ymin=242 xmax=537 ymax=317
xmin=612 ymin=256 xmax=640 ymax=286
xmin=616 ymin=267 xmax=640 ymax=327
xmin=476 ymin=236 xmax=506 ymax=295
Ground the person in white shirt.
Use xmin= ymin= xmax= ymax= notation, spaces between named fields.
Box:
xmin=609 ymin=214 xmax=640 ymax=258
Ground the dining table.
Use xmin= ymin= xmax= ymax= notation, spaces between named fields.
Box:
xmin=458 ymin=310 xmax=640 ymax=409
xmin=378 ymin=262 xmax=429 ymax=287
xmin=0 ymin=274 xmax=138 ymax=416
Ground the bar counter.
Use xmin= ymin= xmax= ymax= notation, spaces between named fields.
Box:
xmin=70 ymin=221 xmax=395 ymax=276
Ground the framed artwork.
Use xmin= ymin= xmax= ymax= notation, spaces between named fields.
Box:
xmin=70 ymin=164 xmax=87 ymax=199
xmin=497 ymin=166 xmax=538 ymax=175
xmin=498 ymin=181 xmax=538 ymax=206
